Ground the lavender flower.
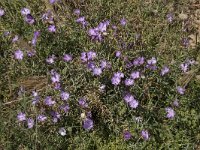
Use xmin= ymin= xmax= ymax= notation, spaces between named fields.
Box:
xmin=92 ymin=68 xmax=102 ymax=76
xmin=60 ymin=91 xmax=70 ymax=101
xmin=165 ymin=107 xmax=175 ymax=119
xmin=81 ymin=52 xmax=87 ymax=62
xmin=14 ymin=50 xmax=24 ymax=60
xmin=120 ymin=18 xmax=126 ymax=26
xmin=63 ymin=54 xmax=72 ymax=62
xmin=133 ymin=57 xmax=145 ymax=66
xmin=79 ymin=98 xmax=88 ymax=108
xmin=32 ymin=31 xmax=40 ymax=46
xmin=37 ymin=114 xmax=47 ymax=122
xmin=12 ymin=35 xmax=19 ymax=43
xmin=25 ymin=14 xmax=35 ymax=25
xmin=130 ymin=71 xmax=140 ymax=79
xmin=111 ymin=76 xmax=121 ymax=85
xmin=74 ymin=9 xmax=80 ymax=15
xmin=129 ymin=99 xmax=139 ymax=108
xmin=58 ymin=127 xmax=66 ymax=136
xmin=17 ymin=112 xmax=26 ymax=121
xmin=27 ymin=49 xmax=36 ymax=57
xmin=32 ymin=96 xmax=40 ymax=105
xmin=87 ymin=61 xmax=96 ymax=70
xmin=76 ymin=16 xmax=87 ymax=28
xmin=27 ymin=118 xmax=34 ymax=128
xmin=100 ymin=60 xmax=107 ymax=69
xmin=50 ymin=111 xmax=61 ymax=123
xmin=83 ymin=118 xmax=93 ymax=130
xmin=115 ymin=51 xmax=121 ymax=58
xmin=141 ymin=130 xmax=149 ymax=140
xmin=60 ymin=104 xmax=70 ymax=113
xmin=173 ymin=99 xmax=179 ymax=107
xmin=87 ymin=51 xmax=97 ymax=60
xmin=48 ymin=25 xmax=56 ymax=32
xmin=21 ymin=8 xmax=30 ymax=16
xmin=177 ymin=86 xmax=185 ymax=95
xmin=124 ymin=94 xmax=135 ymax=103
xmin=180 ymin=63 xmax=188 ymax=72
xmin=49 ymin=0 xmax=56 ymax=4
xmin=182 ymin=38 xmax=189 ymax=47
xmin=0 ymin=8 xmax=5 ymax=17
xmin=124 ymin=78 xmax=134 ymax=86
xmin=166 ymin=13 xmax=174 ymax=23
xmin=161 ymin=66 xmax=169 ymax=76
xmin=51 ymin=71 xmax=60 ymax=83
xmin=46 ymin=55 xmax=55 ymax=64
xmin=44 ymin=96 xmax=56 ymax=106
xmin=147 ymin=57 xmax=157 ymax=65
xmin=123 ymin=131 xmax=132 ymax=140
xmin=114 ymin=72 xmax=124 ymax=78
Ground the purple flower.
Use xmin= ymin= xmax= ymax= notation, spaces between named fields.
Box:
xmin=92 ymin=68 xmax=102 ymax=76
xmin=60 ymin=91 xmax=70 ymax=101
xmin=63 ymin=54 xmax=72 ymax=62
xmin=27 ymin=50 xmax=36 ymax=57
xmin=21 ymin=8 xmax=30 ymax=15
xmin=50 ymin=70 xmax=60 ymax=83
xmin=87 ymin=51 xmax=96 ymax=61
xmin=83 ymin=118 xmax=93 ymax=130
xmin=60 ymin=104 xmax=70 ymax=113
xmin=180 ymin=63 xmax=188 ymax=72
xmin=37 ymin=114 xmax=47 ymax=122
xmin=81 ymin=52 xmax=87 ymax=62
xmin=48 ymin=25 xmax=56 ymax=32
xmin=100 ymin=60 xmax=107 ymax=69
xmin=130 ymin=71 xmax=140 ymax=79
xmin=12 ymin=35 xmax=19 ymax=43
xmin=124 ymin=78 xmax=134 ymax=86
xmin=173 ymin=99 xmax=179 ymax=107
xmin=120 ymin=18 xmax=126 ymax=26
xmin=147 ymin=57 xmax=157 ymax=65
xmin=50 ymin=111 xmax=61 ymax=123
xmin=165 ymin=107 xmax=175 ymax=119
xmin=115 ymin=51 xmax=121 ymax=58
xmin=111 ymin=76 xmax=121 ymax=85
xmin=74 ymin=9 xmax=80 ymax=15
xmin=124 ymin=94 xmax=139 ymax=108
xmin=17 ymin=112 xmax=26 ymax=121
xmin=123 ymin=131 xmax=132 ymax=140
xmin=49 ymin=0 xmax=56 ymax=4
xmin=25 ymin=14 xmax=35 ymax=25
xmin=177 ymin=86 xmax=185 ymax=95
xmin=42 ymin=10 xmax=54 ymax=22
xmin=161 ymin=66 xmax=169 ymax=76
xmin=32 ymin=91 xmax=38 ymax=97
xmin=114 ymin=72 xmax=124 ymax=78
xmin=78 ymin=98 xmax=88 ymax=108
xmin=44 ymin=96 xmax=56 ymax=106
xmin=166 ymin=13 xmax=174 ymax=23
xmin=54 ymin=82 xmax=61 ymax=90
xmin=46 ymin=55 xmax=55 ymax=64
xmin=87 ymin=61 xmax=96 ymax=70
xmin=32 ymin=31 xmax=40 ymax=46
xmin=32 ymin=96 xmax=40 ymax=105
xmin=79 ymin=98 xmax=88 ymax=108
xmin=59 ymin=127 xmax=66 ymax=136
xmin=141 ymin=130 xmax=149 ymax=140
xmin=133 ymin=57 xmax=145 ymax=66
xmin=27 ymin=118 xmax=34 ymax=128
xmin=76 ymin=16 xmax=85 ymax=23
xmin=129 ymin=99 xmax=139 ymax=108
xmin=14 ymin=50 xmax=24 ymax=60
xmin=0 ymin=8 xmax=5 ymax=17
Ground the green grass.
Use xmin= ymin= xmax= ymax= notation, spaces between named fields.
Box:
xmin=0 ymin=0 xmax=200 ymax=149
